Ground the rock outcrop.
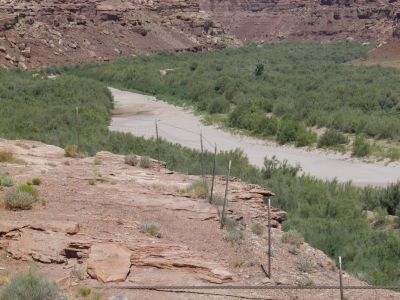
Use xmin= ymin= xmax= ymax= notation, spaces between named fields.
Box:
xmin=1 ymin=0 xmax=400 ymax=67
xmin=201 ymin=0 xmax=400 ymax=43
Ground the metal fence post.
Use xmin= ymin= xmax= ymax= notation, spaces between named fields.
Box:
xmin=209 ymin=144 xmax=217 ymax=204
xmin=339 ymin=256 xmax=344 ymax=300
xmin=155 ymin=120 xmax=161 ymax=171
xmin=220 ymin=160 xmax=232 ymax=229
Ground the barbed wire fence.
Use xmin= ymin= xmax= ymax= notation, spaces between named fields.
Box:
xmin=110 ymin=119 xmax=400 ymax=299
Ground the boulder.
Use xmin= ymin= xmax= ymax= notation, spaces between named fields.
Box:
xmin=87 ymin=243 xmax=131 ymax=283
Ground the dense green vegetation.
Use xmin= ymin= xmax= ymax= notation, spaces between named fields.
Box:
xmin=55 ymin=43 xmax=400 ymax=147
xmin=0 ymin=49 xmax=400 ymax=286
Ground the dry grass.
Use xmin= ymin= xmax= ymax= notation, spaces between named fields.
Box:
xmin=140 ymin=222 xmax=162 ymax=238
xmin=282 ymin=230 xmax=304 ymax=248
xmin=187 ymin=179 xmax=208 ymax=199
xmin=0 ymin=149 xmax=14 ymax=162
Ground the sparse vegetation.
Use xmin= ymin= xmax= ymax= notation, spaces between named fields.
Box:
xmin=296 ymin=256 xmax=317 ymax=273
xmin=140 ymin=222 xmax=162 ymax=238
xmin=3 ymin=187 xmax=36 ymax=210
xmin=124 ymin=154 xmax=138 ymax=166
xmin=251 ymin=223 xmax=264 ymax=236
xmin=187 ymin=179 xmax=208 ymax=199
xmin=64 ymin=145 xmax=78 ymax=158
xmin=94 ymin=158 xmax=102 ymax=165
xmin=0 ymin=174 xmax=13 ymax=187
xmin=224 ymin=217 xmax=244 ymax=245
xmin=31 ymin=178 xmax=42 ymax=186
xmin=0 ymin=270 xmax=59 ymax=300
xmin=79 ymin=287 xmax=91 ymax=297
xmin=0 ymin=149 xmax=14 ymax=162
xmin=17 ymin=184 xmax=39 ymax=199
xmin=282 ymin=230 xmax=304 ymax=248
xmin=210 ymin=193 xmax=225 ymax=206
xmin=139 ymin=156 xmax=152 ymax=169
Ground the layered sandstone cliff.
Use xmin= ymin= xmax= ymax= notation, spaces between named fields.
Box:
xmin=0 ymin=0 xmax=399 ymax=67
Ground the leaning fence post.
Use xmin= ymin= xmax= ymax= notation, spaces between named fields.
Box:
xmin=200 ymin=130 xmax=205 ymax=180
xmin=339 ymin=256 xmax=344 ymax=300
xmin=209 ymin=144 xmax=217 ymax=204
xmin=268 ymin=197 xmax=272 ymax=278
xmin=220 ymin=160 xmax=232 ymax=229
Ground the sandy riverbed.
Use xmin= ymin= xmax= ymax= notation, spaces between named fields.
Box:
xmin=110 ymin=88 xmax=400 ymax=187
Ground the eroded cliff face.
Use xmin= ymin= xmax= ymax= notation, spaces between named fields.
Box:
xmin=0 ymin=0 xmax=399 ymax=67
xmin=0 ymin=0 xmax=231 ymax=68
xmin=200 ymin=0 xmax=400 ymax=42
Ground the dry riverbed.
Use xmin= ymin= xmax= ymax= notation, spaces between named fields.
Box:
xmin=110 ymin=88 xmax=400 ymax=187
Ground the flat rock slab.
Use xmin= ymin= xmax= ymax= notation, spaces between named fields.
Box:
xmin=128 ymin=242 xmax=232 ymax=284
xmin=87 ymin=243 xmax=131 ymax=283
xmin=6 ymin=229 xmax=69 ymax=263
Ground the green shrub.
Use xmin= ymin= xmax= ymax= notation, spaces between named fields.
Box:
xmin=79 ymin=287 xmax=91 ymax=297
xmin=282 ymin=230 xmax=304 ymax=248
xmin=139 ymin=156 xmax=152 ymax=169
xmin=4 ymin=188 xmax=36 ymax=210
xmin=140 ymin=223 xmax=162 ymax=238
xmin=0 ymin=270 xmax=59 ymax=300
xmin=295 ymin=127 xmax=317 ymax=147
xmin=17 ymin=184 xmax=38 ymax=199
xmin=94 ymin=158 xmax=102 ymax=165
xmin=0 ymin=174 xmax=13 ymax=187
xmin=318 ymin=130 xmax=349 ymax=148
xmin=31 ymin=178 xmax=42 ymax=186
xmin=124 ymin=154 xmax=138 ymax=166
xmin=187 ymin=179 xmax=208 ymax=199
xmin=352 ymin=136 xmax=371 ymax=157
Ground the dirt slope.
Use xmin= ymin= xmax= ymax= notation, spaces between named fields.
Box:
xmin=0 ymin=139 xmax=399 ymax=299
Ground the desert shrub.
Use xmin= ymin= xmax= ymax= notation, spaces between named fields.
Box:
xmin=187 ymin=179 xmax=208 ymax=199
xmin=296 ymin=256 xmax=317 ymax=273
xmin=0 ymin=174 xmax=13 ymax=187
xmin=352 ymin=136 xmax=371 ymax=157
xmin=0 ymin=270 xmax=59 ymax=300
xmin=251 ymin=223 xmax=264 ymax=236
xmin=277 ymin=120 xmax=299 ymax=144
xmin=297 ymin=276 xmax=315 ymax=287
xmin=282 ymin=230 xmax=304 ymax=248
xmin=0 ymin=149 xmax=14 ymax=162
xmin=140 ymin=223 xmax=162 ymax=238
xmin=210 ymin=194 xmax=225 ymax=206
xmin=124 ymin=154 xmax=138 ymax=166
xmin=79 ymin=287 xmax=91 ymax=297
xmin=288 ymin=245 xmax=300 ymax=255
xmin=262 ymin=156 xmax=301 ymax=179
xmin=295 ymin=127 xmax=317 ymax=147
xmin=64 ymin=145 xmax=78 ymax=158
xmin=224 ymin=227 xmax=244 ymax=245
xmin=139 ymin=156 xmax=152 ymax=168
xmin=318 ymin=130 xmax=349 ymax=148
xmin=94 ymin=158 xmax=102 ymax=165
xmin=4 ymin=188 xmax=36 ymax=210
xmin=17 ymin=184 xmax=38 ymax=199
xmin=31 ymin=178 xmax=42 ymax=186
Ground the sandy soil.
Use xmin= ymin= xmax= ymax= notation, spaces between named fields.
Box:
xmin=110 ymin=88 xmax=400 ymax=187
